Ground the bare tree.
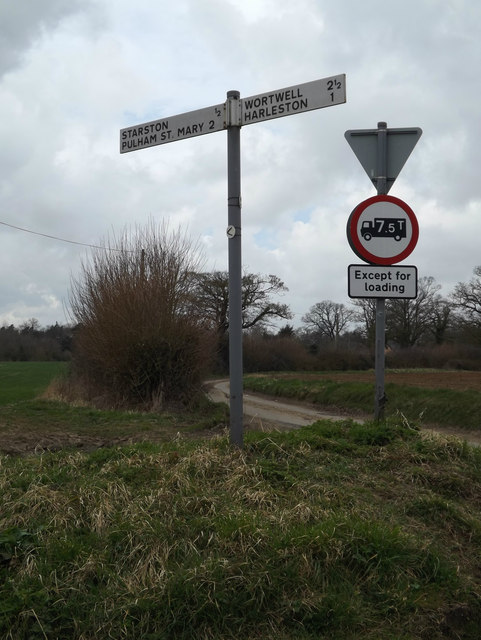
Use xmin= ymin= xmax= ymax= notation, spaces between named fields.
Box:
xmin=427 ymin=296 xmax=452 ymax=345
xmin=351 ymin=298 xmax=377 ymax=347
xmin=19 ymin=318 xmax=41 ymax=335
xmin=451 ymin=266 xmax=481 ymax=324
xmin=386 ymin=276 xmax=442 ymax=347
xmin=191 ymin=271 xmax=292 ymax=335
xmin=450 ymin=266 xmax=481 ymax=343
xmin=302 ymin=300 xmax=355 ymax=345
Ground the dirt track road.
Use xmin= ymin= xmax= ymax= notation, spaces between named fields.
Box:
xmin=207 ymin=379 xmax=481 ymax=446
xmin=207 ymin=379 xmax=363 ymax=431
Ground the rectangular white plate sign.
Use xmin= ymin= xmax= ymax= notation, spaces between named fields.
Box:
xmin=348 ymin=264 xmax=418 ymax=299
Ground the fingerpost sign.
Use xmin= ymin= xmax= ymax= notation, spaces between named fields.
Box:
xmin=121 ymin=75 xmax=347 ymax=447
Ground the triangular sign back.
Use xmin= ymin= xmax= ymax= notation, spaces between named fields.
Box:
xmin=345 ymin=127 xmax=422 ymax=192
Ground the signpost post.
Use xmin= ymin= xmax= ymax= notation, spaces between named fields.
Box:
xmin=121 ymin=74 xmax=346 ymax=446
xmin=345 ymin=122 xmax=422 ymax=420
xmin=226 ymin=91 xmax=243 ymax=448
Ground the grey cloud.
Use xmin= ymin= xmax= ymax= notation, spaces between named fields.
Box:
xmin=0 ymin=0 xmax=90 ymax=76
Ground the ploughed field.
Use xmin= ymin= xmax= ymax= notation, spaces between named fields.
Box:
xmin=269 ymin=369 xmax=481 ymax=392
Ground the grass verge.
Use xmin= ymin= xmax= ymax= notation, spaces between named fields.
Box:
xmin=1 ymin=420 xmax=480 ymax=638
xmin=243 ymin=373 xmax=481 ymax=430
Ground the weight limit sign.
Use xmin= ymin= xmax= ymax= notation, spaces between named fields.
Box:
xmin=346 ymin=194 xmax=419 ymax=265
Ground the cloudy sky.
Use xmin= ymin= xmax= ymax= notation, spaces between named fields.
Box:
xmin=0 ymin=0 xmax=479 ymax=328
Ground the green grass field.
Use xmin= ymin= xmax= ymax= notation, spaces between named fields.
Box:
xmin=0 ymin=362 xmax=227 ymax=455
xmin=0 ymin=361 xmax=68 ymax=404
xmin=0 ymin=363 xmax=480 ymax=638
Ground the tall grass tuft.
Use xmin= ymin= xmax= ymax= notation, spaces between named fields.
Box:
xmin=1 ymin=418 xmax=480 ymax=638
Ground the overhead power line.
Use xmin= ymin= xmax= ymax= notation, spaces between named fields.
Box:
xmin=0 ymin=220 xmax=129 ymax=252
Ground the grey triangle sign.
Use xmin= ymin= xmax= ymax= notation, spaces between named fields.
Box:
xmin=345 ymin=126 xmax=422 ymax=193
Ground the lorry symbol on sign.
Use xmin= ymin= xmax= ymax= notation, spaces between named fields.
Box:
xmin=361 ymin=218 xmax=406 ymax=242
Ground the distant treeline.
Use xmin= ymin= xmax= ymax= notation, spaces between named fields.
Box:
xmin=0 ymin=320 xmax=73 ymax=361
xmin=3 ymin=316 xmax=481 ymax=372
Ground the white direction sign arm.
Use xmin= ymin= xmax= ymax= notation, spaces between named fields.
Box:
xmin=120 ymin=103 xmax=226 ymax=153
xmin=240 ymin=74 xmax=346 ymax=126
xmin=120 ymin=74 xmax=346 ymax=153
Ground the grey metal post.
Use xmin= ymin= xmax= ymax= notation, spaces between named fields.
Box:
xmin=375 ymin=122 xmax=388 ymax=421
xmin=227 ymin=91 xmax=243 ymax=447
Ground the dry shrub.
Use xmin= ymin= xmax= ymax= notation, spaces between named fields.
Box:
xmin=386 ymin=344 xmax=481 ymax=370
xmin=68 ymin=222 xmax=214 ymax=409
xmin=243 ymin=335 xmax=316 ymax=372
xmin=314 ymin=345 xmax=373 ymax=371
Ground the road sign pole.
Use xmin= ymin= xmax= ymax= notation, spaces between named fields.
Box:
xmin=375 ymin=297 xmax=386 ymax=420
xmin=375 ymin=122 xmax=388 ymax=421
xmin=226 ymin=91 xmax=243 ymax=447
xmin=345 ymin=121 xmax=421 ymax=422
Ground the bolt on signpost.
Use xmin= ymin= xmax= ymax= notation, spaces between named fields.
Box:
xmin=345 ymin=123 xmax=422 ymax=420
xmin=120 ymin=74 xmax=346 ymax=446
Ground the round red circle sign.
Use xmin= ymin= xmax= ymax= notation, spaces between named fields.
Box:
xmin=346 ymin=194 xmax=419 ymax=265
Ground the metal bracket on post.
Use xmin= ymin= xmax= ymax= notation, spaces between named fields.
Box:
xmin=376 ymin=122 xmax=388 ymax=195
xmin=226 ymin=92 xmax=242 ymax=128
